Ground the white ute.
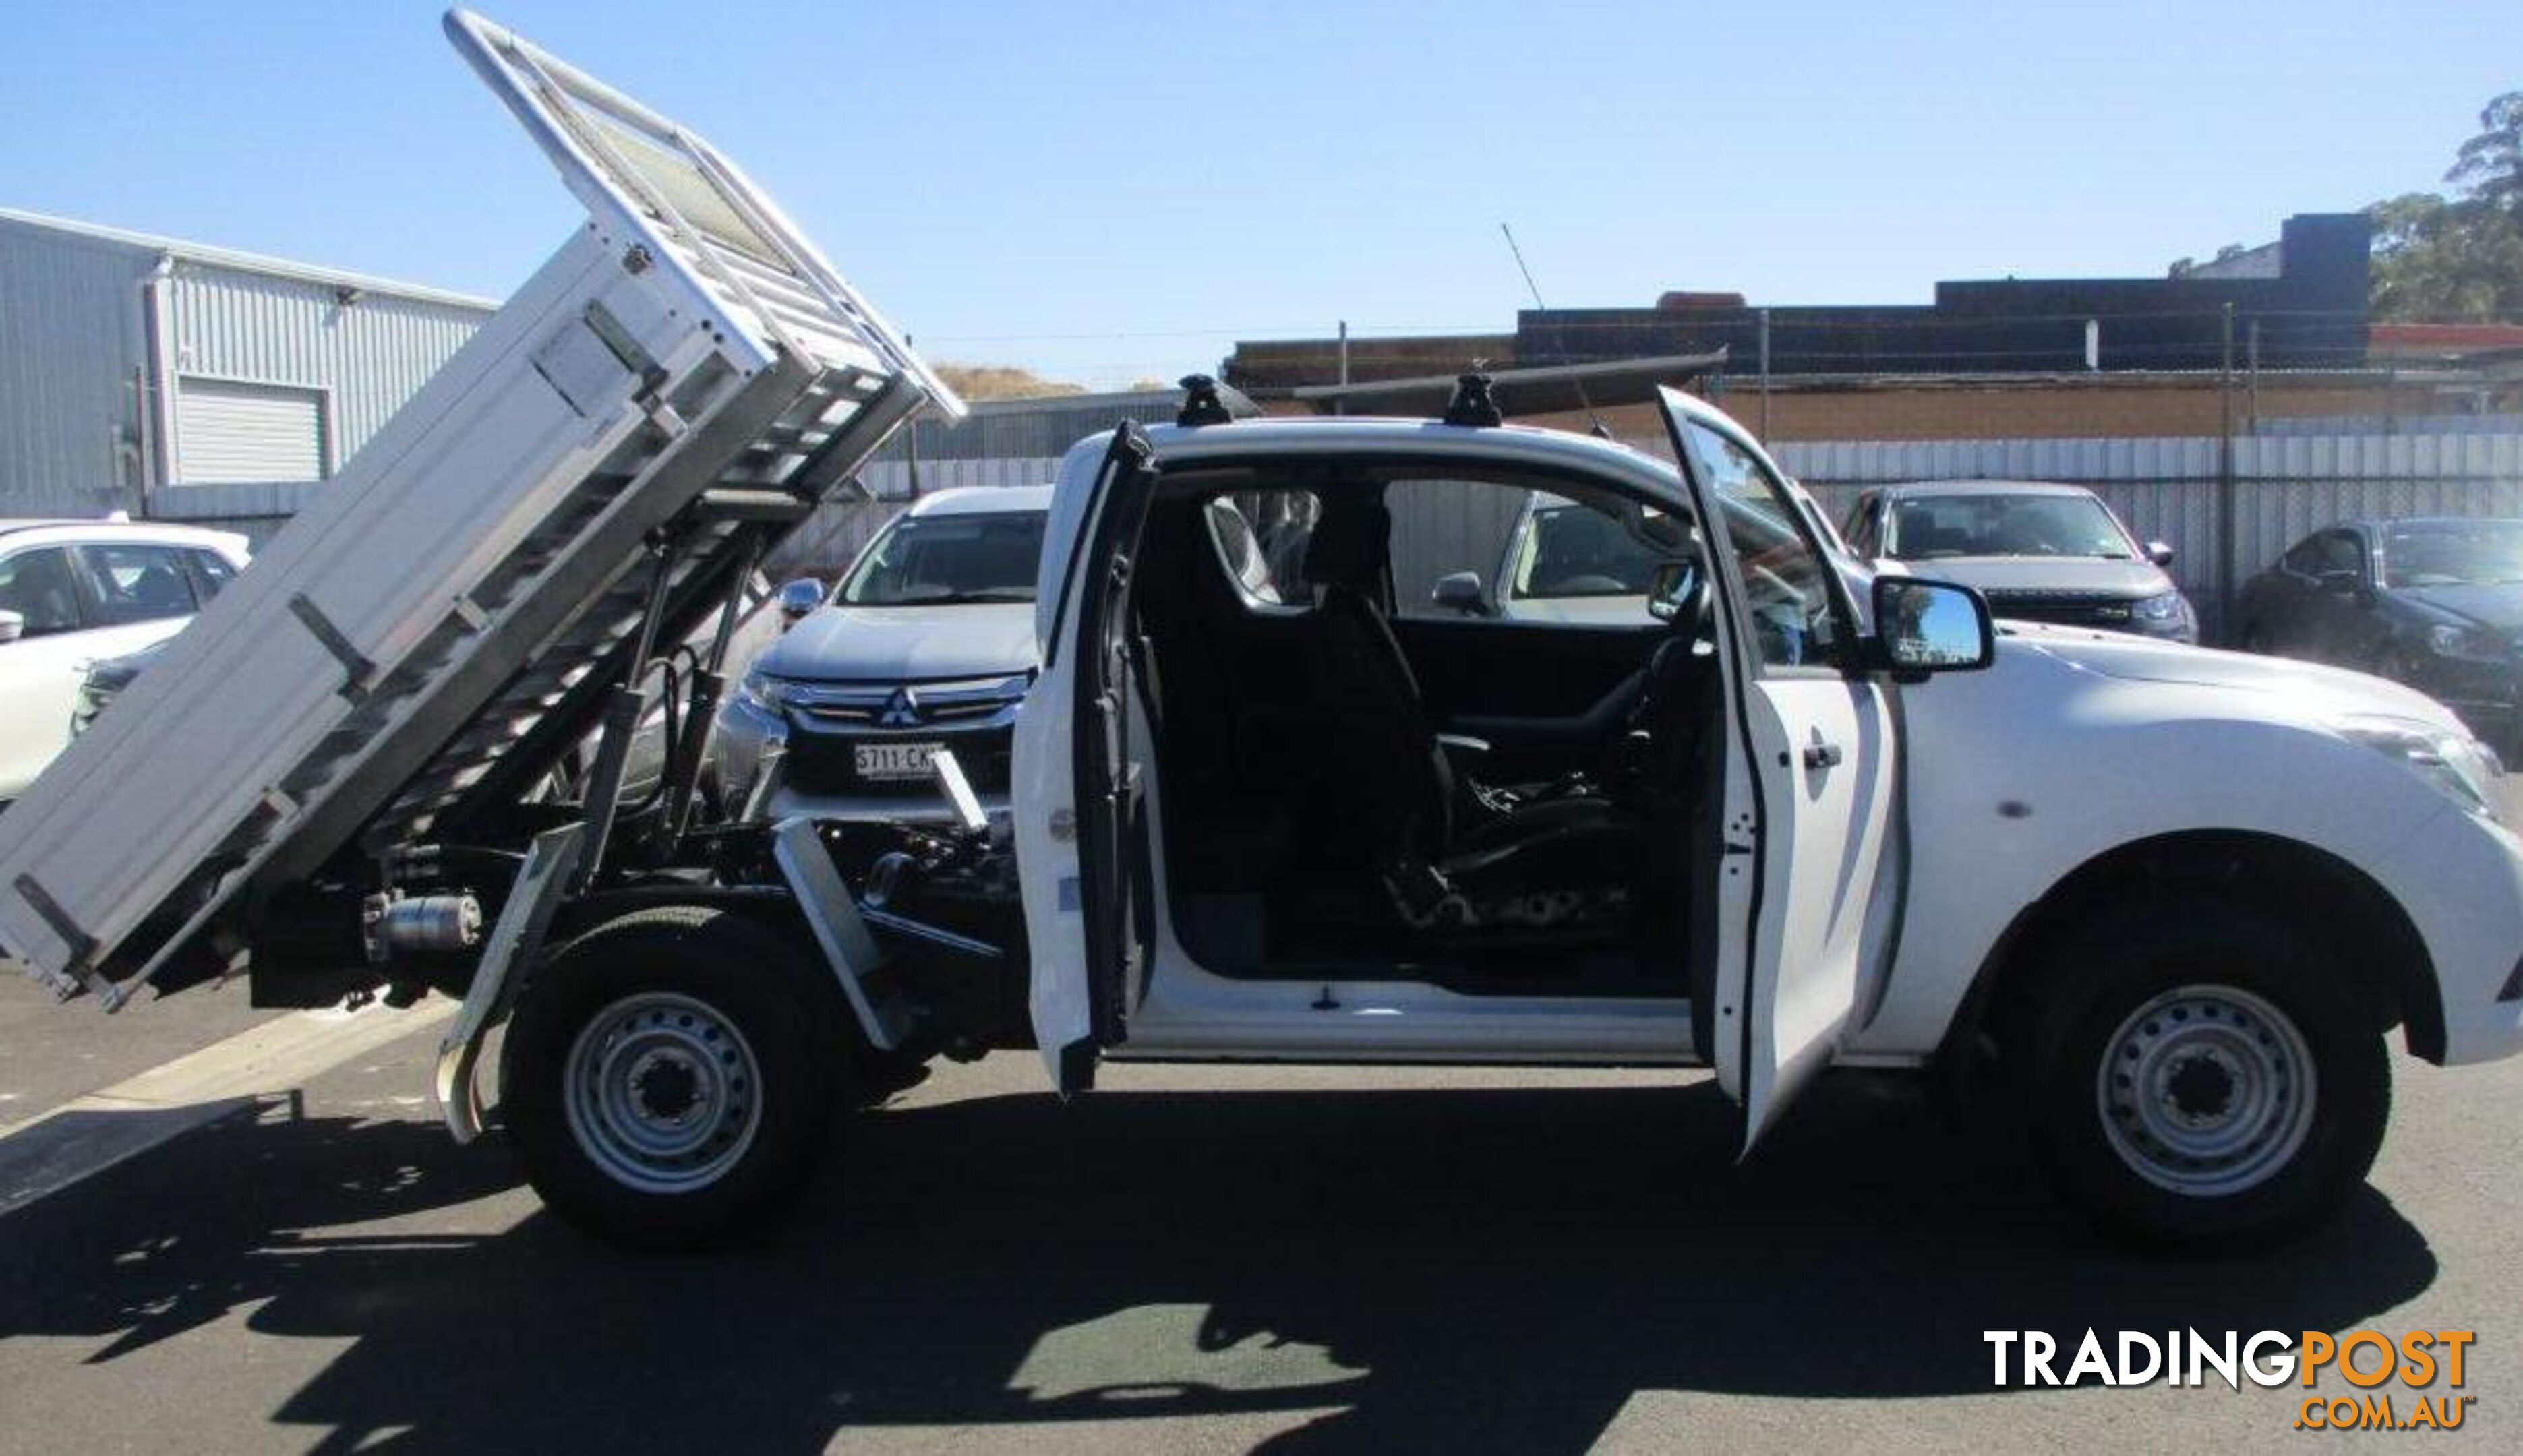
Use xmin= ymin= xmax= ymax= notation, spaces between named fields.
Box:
xmin=5 ymin=11 xmax=2522 ymax=1252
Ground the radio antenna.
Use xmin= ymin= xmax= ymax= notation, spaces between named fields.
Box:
xmin=1500 ymin=222 xmax=1607 ymax=437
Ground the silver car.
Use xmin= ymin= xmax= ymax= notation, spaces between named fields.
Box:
xmin=1839 ymin=479 xmax=2197 ymax=643
xmin=716 ymin=485 xmax=1050 ymax=820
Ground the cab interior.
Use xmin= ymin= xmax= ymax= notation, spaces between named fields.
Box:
xmin=1127 ymin=460 xmax=1725 ymax=999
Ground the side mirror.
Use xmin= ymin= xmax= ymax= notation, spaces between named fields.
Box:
xmin=1646 ymin=559 xmax=1705 ymax=626
xmin=777 ymin=577 xmax=827 ymax=628
xmin=1872 ymin=576 xmax=1995 ymax=674
xmin=0 ymin=609 xmax=22 ymax=645
xmin=2145 ymin=541 xmax=2175 ymax=568
xmin=1429 ymin=571 xmax=1489 ymax=617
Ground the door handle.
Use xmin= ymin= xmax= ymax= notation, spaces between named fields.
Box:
xmin=1802 ymin=741 xmax=1843 ymax=770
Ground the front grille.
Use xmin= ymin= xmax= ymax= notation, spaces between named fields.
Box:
xmin=768 ymin=673 xmax=1027 ymax=797
xmin=780 ymin=674 xmax=1026 ymax=727
xmin=1980 ymin=588 xmax=2143 ymax=629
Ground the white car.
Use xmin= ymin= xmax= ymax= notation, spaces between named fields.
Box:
xmin=1841 ymin=481 xmax=2199 ymax=643
xmin=717 ymin=485 xmax=1050 ymax=820
xmin=0 ymin=518 xmax=249 ymax=803
xmin=11 ymin=11 xmax=2523 ymax=1261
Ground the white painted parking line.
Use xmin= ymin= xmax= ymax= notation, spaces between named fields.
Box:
xmin=0 ymin=996 xmax=455 ymax=1215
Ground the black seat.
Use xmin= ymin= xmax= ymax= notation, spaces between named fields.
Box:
xmin=1299 ymin=492 xmax=1634 ymax=920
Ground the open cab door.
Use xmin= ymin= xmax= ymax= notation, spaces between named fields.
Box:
xmin=1018 ymin=425 xmax=1162 ymax=1092
xmin=1655 ymin=388 xmax=1903 ymax=1151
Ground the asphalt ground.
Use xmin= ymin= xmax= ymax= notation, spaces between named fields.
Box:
xmin=1 ymin=1002 xmax=2516 ymax=1454
xmin=0 ymin=970 xmax=274 ymax=1130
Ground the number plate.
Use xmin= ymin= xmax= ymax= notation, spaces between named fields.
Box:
xmin=854 ymin=741 xmax=943 ymax=781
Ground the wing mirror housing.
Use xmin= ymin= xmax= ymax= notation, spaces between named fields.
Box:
xmin=1430 ymin=570 xmax=1489 ymax=617
xmin=0 ymin=608 xmax=22 ymax=645
xmin=1646 ymin=559 xmax=1705 ymax=625
xmin=777 ymin=577 xmax=827 ymax=628
xmin=2145 ymin=540 xmax=2176 ymax=568
xmin=1870 ymin=576 xmax=1995 ymax=675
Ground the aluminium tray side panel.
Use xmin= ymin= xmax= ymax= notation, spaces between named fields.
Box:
xmin=0 ymin=229 xmax=770 ymax=996
xmin=0 ymin=9 xmax=961 ymax=998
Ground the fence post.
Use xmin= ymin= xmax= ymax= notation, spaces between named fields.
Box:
xmin=2245 ymin=316 xmax=2261 ymax=436
xmin=2218 ymin=303 xmax=2238 ymax=642
xmin=1336 ymin=320 xmax=1350 ymax=417
xmin=1758 ymin=307 xmax=1772 ymax=439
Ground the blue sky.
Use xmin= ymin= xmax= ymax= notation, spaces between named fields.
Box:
xmin=3 ymin=1 xmax=2514 ymax=388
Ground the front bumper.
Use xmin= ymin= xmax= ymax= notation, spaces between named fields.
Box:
xmin=714 ymin=690 xmax=1017 ymax=822
xmin=2378 ymin=795 xmax=2523 ymax=1065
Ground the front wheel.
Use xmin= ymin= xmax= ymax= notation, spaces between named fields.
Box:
xmin=2004 ymin=902 xmax=2390 ymax=1248
xmin=502 ymin=906 xmax=845 ymax=1250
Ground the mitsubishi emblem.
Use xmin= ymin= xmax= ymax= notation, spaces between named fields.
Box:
xmin=877 ymin=688 xmax=922 ymax=728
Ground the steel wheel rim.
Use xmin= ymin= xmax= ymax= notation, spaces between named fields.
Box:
xmin=564 ymin=991 xmax=761 ymax=1194
xmin=2096 ymin=983 xmax=2317 ymax=1198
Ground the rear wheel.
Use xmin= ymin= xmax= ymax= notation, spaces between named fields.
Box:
xmin=2002 ymin=901 xmax=2389 ymax=1248
xmin=502 ymin=906 xmax=845 ymax=1250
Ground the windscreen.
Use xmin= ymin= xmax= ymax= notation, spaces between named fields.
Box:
xmin=839 ymin=511 xmax=1048 ymax=605
xmin=2381 ymin=520 xmax=2523 ymax=588
xmin=1887 ymin=493 xmax=2136 ymax=560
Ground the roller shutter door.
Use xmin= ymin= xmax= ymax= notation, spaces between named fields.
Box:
xmin=174 ymin=378 xmax=327 ymax=484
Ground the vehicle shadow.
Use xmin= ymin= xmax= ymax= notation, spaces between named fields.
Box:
xmin=0 ymin=1072 xmax=2438 ymax=1453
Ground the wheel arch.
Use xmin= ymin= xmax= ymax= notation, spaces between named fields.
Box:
xmin=1941 ymin=829 xmax=2445 ymax=1085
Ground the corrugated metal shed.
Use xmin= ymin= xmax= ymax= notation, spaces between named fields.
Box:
xmin=0 ymin=208 xmax=493 ymax=523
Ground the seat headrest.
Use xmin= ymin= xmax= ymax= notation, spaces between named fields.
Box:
xmin=1302 ymin=495 xmax=1391 ymax=590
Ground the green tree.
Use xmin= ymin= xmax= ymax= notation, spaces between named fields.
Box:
xmin=2369 ymin=92 xmax=2523 ymax=322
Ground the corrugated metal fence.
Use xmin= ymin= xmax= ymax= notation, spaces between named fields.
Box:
xmin=1771 ymin=433 xmax=2523 ymax=642
xmin=167 ymin=424 xmax=2523 ymax=646
xmin=773 ymin=431 xmax=2523 ymax=645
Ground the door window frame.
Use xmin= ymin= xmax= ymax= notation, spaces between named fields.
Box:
xmin=71 ymin=541 xmax=203 ymax=628
xmin=1669 ymin=409 xmax=1864 ymax=682
xmin=0 ymin=544 xmax=93 ymax=640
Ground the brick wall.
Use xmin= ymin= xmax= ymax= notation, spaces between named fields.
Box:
xmin=1504 ymin=376 xmax=2453 ymax=444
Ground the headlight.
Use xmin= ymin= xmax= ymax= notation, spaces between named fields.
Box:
xmin=733 ymin=671 xmax=790 ymax=715
xmin=2334 ymin=715 xmax=2502 ymax=818
xmin=2133 ymin=591 xmax=2188 ymax=622
xmin=2425 ymin=622 xmax=2507 ymax=665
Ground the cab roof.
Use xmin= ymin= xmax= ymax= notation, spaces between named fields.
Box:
xmin=1128 ymin=414 xmax=1681 ymax=481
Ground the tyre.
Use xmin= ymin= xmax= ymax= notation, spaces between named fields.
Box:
xmin=2002 ymin=900 xmax=2390 ymax=1249
xmin=502 ymin=906 xmax=845 ymax=1251
xmin=2238 ymin=622 xmax=2271 ymax=655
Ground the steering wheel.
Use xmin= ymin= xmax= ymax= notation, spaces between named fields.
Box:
xmin=1607 ymin=565 xmax=1717 ymax=802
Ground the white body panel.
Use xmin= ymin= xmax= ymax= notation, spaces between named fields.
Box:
xmin=1845 ymin=624 xmax=2523 ymax=1064
xmin=1017 ymin=414 xmax=2523 ymax=1097
xmin=1723 ymin=676 xmax=1897 ymax=1132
